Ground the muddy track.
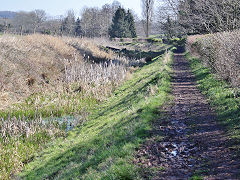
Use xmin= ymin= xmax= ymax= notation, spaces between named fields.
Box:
xmin=135 ymin=54 xmax=239 ymax=179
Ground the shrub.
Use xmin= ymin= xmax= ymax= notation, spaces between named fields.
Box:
xmin=187 ymin=31 xmax=240 ymax=87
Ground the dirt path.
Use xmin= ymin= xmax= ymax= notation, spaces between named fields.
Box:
xmin=136 ymin=54 xmax=239 ymax=179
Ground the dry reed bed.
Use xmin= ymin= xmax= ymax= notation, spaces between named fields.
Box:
xmin=64 ymin=57 xmax=127 ymax=99
xmin=187 ymin=31 xmax=240 ymax=87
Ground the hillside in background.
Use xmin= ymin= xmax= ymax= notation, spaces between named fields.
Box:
xmin=0 ymin=11 xmax=16 ymax=19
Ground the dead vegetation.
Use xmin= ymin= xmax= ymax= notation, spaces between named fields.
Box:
xmin=0 ymin=34 xmax=75 ymax=109
xmin=64 ymin=57 xmax=127 ymax=99
xmin=0 ymin=34 xmax=136 ymax=110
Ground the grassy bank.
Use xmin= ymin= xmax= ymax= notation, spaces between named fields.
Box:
xmin=186 ymin=53 xmax=240 ymax=153
xmin=19 ymin=52 xmax=172 ymax=179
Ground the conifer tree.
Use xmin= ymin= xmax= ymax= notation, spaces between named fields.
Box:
xmin=126 ymin=10 xmax=137 ymax=38
xmin=75 ymin=17 xmax=83 ymax=36
xmin=109 ymin=7 xmax=137 ymax=38
xmin=109 ymin=7 xmax=128 ymax=38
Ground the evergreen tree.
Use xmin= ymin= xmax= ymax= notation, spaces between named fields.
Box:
xmin=109 ymin=7 xmax=128 ymax=38
xmin=75 ymin=17 xmax=83 ymax=36
xmin=60 ymin=18 xmax=68 ymax=35
xmin=125 ymin=10 xmax=137 ymax=38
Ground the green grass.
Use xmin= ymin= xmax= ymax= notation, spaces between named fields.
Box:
xmin=19 ymin=52 xmax=172 ymax=179
xmin=0 ymin=87 xmax=98 ymax=180
xmin=0 ymin=92 xmax=98 ymax=119
xmin=0 ymin=129 xmax=63 ymax=180
xmin=186 ymin=53 xmax=240 ymax=152
xmin=190 ymin=175 xmax=204 ymax=180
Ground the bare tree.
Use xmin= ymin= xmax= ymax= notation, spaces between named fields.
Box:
xmin=100 ymin=4 xmax=114 ymax=36
xmin=141 ymin=0 xmax=154 ymax=37
xmin=156 ymin=0 xmax=184 ymax=37
xmin=111 ymin=0 xmax=122 ymax=12
xmin=61 ymin=10 xmax=76 ymax=36
xmin=0 ymin=18 xmax=11 ymax=33
xmin=41 ymin=18 xmax=62 ymax=35
xmin=81 ymin=1 xmax=120 ymax=38
xmin=81 ymin=7 xmax=102 ymax=37
xmin=32 ymin=9 xmax=46 ymax=33
xmin=169 ymin=0 xmax=240 ymax=34
xmin=12 ymin=11 xmax=35 ymax=34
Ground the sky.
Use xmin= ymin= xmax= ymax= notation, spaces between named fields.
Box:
xmin=0 ymin=0 xmax=143 ymax=18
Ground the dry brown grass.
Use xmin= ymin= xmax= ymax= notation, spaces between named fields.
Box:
xmin=0 ymin=34 xmax=132 ymax=110
xmin=0 ymin=34 xmax=78 ymax=109
xmin=64 ymin=37 xmax=114 ymax=60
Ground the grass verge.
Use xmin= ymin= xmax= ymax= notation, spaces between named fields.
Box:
xmin=0 ymin=92 xmax=97 ymax=119
xmin=19 ymin=52 xmax=172 ymax=179
xmin=186 ymin=53 xmax=240 ymax=155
